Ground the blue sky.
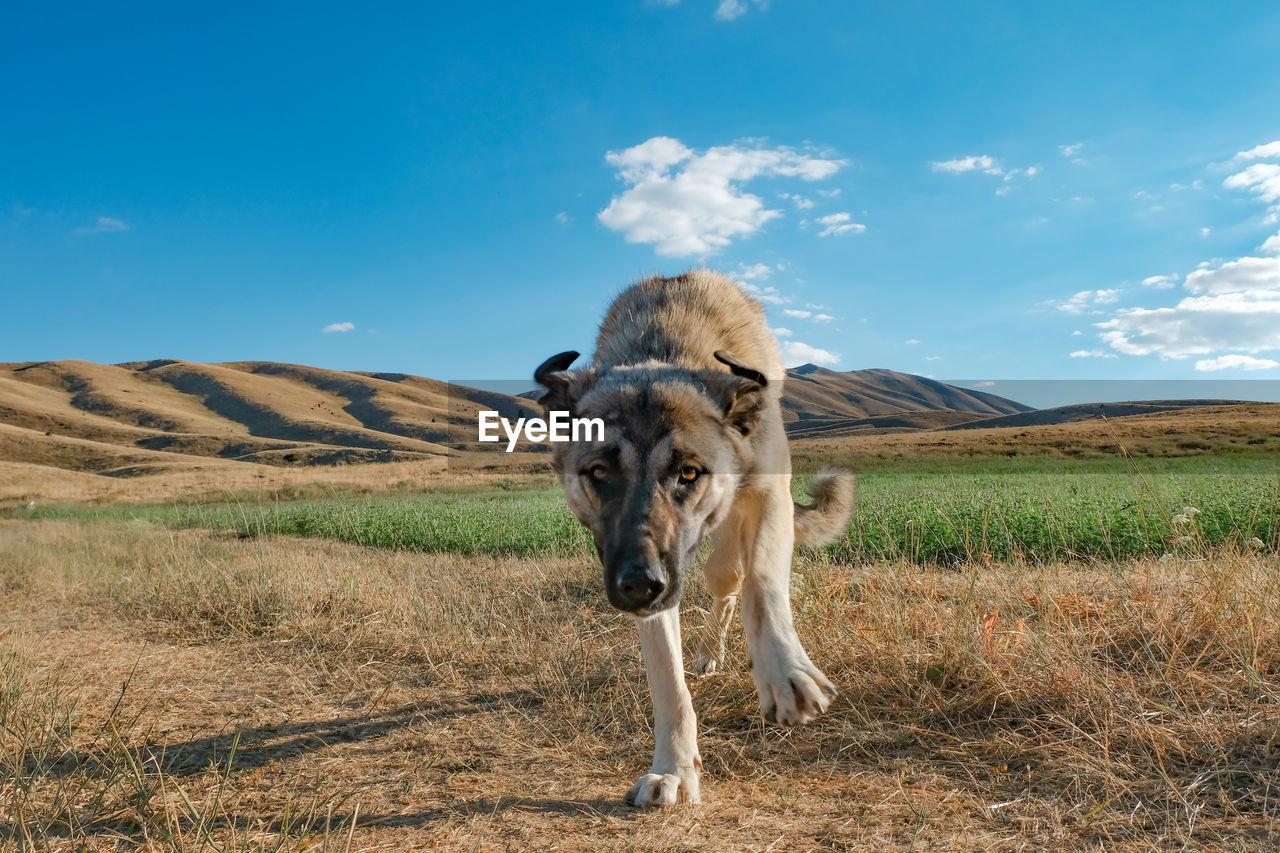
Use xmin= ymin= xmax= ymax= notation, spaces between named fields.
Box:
xmin=4 ymin=1 xmax=1280 ymax=387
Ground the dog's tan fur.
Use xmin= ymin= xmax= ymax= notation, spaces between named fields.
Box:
xmin=535 ymin=269 xmax=854 ymax=808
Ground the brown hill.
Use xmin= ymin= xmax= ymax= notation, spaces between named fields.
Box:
xmin=3 ymin=359 xmax=1276 ymax=506
xmin=791 ymin=402 xmax=1280 ymax=468
xmin=1 ymin=361 xmax=1028 ymax=479
xmin=0 ymin=359 xmax=542 ymax=479
xmin=780 ymin=365 xmax=1030 ymax=434
xmin=784 ymin=409 xmax=994 ymax=439
xmin=9 ymin=359 xmax=1238 ymax=483
xmin=940 ymin=399 xmax=1247 ymax=431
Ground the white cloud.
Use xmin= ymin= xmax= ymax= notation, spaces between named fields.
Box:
xmin=1262 ymin=231 xmax=1280 ymax=255
xmin=904 ymin=339 xmax=919 ymax=345
xmin=931 ymin=155 xmax=1001 ymax=174
xmin=1195 ymin=354 xmax=1278 ymax=372
xmin=925 ymin=355 xmax=942 ymax=362
xmin=605 ymin=136 xmax=691 ymax=179
xmin=715 ymin=0 xmax=767 ymax=21
xmin=770 ymin=326 xmax=793 ymax=337
xmin=780 ymin=192 xmax=814 ymax=209
xmin=598 ymin=137 xmax=847 ymax=256
xmin=1069 ymin=349 xmax=1117 ymax=359
xmin=1169 ymin=179 xmax=1203 ymax=191
xmin=783 ymin=308 xmax=812 ymax=319
xmin=1056 ymin=289 xmax=1120 ymax=314
xmin=734 ymin=262 xmax=774 ymax=281
xmin=817 ymin=188 xmax=842 ymax=198
xmin=1224 ymin=163 xmax=1280 ymax=205
xmin=739 ymin=282 xmax=788 ymax=304
xmin=1183 ymin=255 xmax=1280 ymax=295
xmin=1071 ymin=330 xmax=1082 ymax=336
xmin=932 ymin=154 xmax=1040 ymax=189
xmin=555 ymin=211 xmax=571 ymax=224
xmin=323 ymin=322 xmax=355 ymax=334
xmin=1221 ymin=140 xmax=1280 ymax=223
xmin=1142 ymin=274 xmax=1178 ymax=289
xmin=1059 ymin=142 xmax=1083 ymax=158
xmin=1231 ymin=140 xmax=1280 ymax=162
xmin=812 ymin=313 xmax=834 ymax=322
xmin=715 ymin=0 xmax=746 ymax=19
xmin=814 ymin=211 xmax=866 ymax=237
xmin=74 ymin=216 xmax=129 ymax=235
xmin=1096 ymin=281 xmax=1280 ymax=359
xmin=1201 ymin=227 xmax=1212 ymax=237
xmin=778 ymin=340 xmax=841 ymax=367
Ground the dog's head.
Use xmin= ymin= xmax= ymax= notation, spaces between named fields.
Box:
xmin=534 ymin=350 xmax=767 ymax=615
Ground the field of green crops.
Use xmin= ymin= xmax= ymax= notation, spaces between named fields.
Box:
xmin=13 ymin=455 xmax=1279 ymax=565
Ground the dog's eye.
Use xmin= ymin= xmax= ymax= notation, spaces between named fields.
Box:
xmin=586 ymin=465 xmax=609 ymax=483
xmin=679 ymin=465 xmax=702 ymax=484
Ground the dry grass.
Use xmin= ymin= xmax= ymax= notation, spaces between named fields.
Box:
xmin=793 ymin=402 xmax=1280 ymax=467
xmin=0 ymin=458 xmax=557 ymax=509
xmin=2 ymin=519 xmax=1278 ymax=851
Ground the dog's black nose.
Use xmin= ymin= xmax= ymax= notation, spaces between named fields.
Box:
xmin=614 ymin=560 xmax=666 ymax=611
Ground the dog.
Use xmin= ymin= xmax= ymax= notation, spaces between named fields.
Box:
xmin=534 ymin=269 xmax=854 ymax=808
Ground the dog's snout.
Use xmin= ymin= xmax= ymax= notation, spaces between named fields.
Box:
xmin=614 ymin=559 xmax=666 ymax=611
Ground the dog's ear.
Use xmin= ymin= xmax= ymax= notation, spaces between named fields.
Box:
xmin=707 ymin=350 xmax=768 ymax=436
xmin=534 ymin=350 xmax=581 ymax=413
xmin=714 ymin=350 xmax=769 ymax=388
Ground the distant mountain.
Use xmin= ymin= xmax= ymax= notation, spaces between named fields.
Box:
xmin=940 ymin=399 xmax=1248 ymax=431
xmin=780 ymin=365 xmax=1031 ymax=434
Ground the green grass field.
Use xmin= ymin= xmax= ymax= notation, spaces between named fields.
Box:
xmin=12 ymin=455 xmax=1278 ymax=565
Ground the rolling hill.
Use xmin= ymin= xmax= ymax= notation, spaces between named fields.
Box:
xmin=780 ymin=365 xmax=1029 ymax=435
xmin=783 ymin=365 xmax=1031 ymax=421
xmin=0 ymin=359 xmax=1255 ymax=488
xmin=939 ymin=399 xmax=1249 ymax=431
xmin=1 ymin=360 xmax=1029 ymax=476
xmin=0 ymin=359 xmax=541 ymax=479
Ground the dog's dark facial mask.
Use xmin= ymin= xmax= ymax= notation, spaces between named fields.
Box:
xmin=535 ymin=352 xmax=765 ymax=616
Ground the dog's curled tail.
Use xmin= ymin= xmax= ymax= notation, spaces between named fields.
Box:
xmin=794 ymin=468 xmax=856 ymax=547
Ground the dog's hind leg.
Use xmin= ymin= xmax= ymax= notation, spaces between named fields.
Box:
xmin=692 ymin=518 xmax=744 ymax=675
xmin=739 ymin=481 xmax=837 ymax=727
xmin=625 ymin=606 xmax=702 ymax=808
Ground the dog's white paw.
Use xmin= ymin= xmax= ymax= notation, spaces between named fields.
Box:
xmin=690 ymin=652 xmax=722 ymax=676
xmin=752 ymin=646 xmax=836 ymax=726
xmin=624 ymin=765 xmax=701 ymax=808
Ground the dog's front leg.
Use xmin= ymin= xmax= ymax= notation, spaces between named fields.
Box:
xmin=625 ymin=606 xmax=702 ymax=807
xmin=741 ymin=484 xmax=837 ymax=726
